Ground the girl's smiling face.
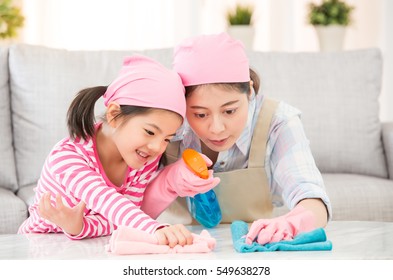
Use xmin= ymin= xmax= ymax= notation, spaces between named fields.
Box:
xmin=111 ymin=108 xmax=182 ymax=169
xmin=186 ymin=84 xmax=249 ymax=152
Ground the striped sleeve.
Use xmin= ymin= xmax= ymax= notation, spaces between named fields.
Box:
xmin=64 ymin=213 xmax=114 ymax=240
xmin=48 ymin=144 xmax=162 ymax=238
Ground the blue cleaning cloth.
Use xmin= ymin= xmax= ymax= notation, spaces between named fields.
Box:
xmin=231 ymin=220 xmax=332 ymax=253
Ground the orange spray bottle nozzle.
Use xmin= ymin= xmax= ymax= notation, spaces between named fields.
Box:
xmin=182 ymin=149 xmax=209 ymax=179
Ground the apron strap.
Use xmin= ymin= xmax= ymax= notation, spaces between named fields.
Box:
xmin=248 ymin=97 xmax=279 ymax=168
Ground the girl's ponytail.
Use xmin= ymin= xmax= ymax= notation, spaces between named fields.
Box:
xmin=67 ymin=86 xmax=107 ymax=140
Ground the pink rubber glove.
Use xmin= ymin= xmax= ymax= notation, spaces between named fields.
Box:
xmin=162 ymin=153 xmax=220 ymax=197
xmin=141 ymin=153 xmax=220 ymax=219
xmin=245 ymin=205 xmax=316 ymax=245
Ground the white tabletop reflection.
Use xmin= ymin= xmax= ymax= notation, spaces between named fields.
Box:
xmin=1 ymin=221 xmax=392 ymax=260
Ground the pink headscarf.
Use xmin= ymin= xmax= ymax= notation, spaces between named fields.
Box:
xmin=103 ymin=55 xmax=186 ymax=119
xmin=173 ymin=32 xmax=250 ymax=86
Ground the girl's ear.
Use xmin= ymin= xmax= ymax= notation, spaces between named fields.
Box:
xmin=106 ymin=102 xmax=121 ymax=128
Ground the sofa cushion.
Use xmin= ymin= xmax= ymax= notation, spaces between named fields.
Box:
xmin=9 ymin=44 xmax=174 ymax=189
xmin=0 ymin=47 xmax=18 ymax=192
xmin=247 ymin=49 xmax=387 ymax=178
xmin=323 ymin=173 xmax=393 ymax=222
xmin=0 ymin=187 xmax=27 ymax=233
xmin=16 ymin=183 xmax=36 ymax=207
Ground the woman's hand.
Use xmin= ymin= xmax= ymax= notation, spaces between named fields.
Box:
xmin=38 ymin=192 xmax=86 ymax=236
xmin=154 ymin=224 xmax=193 ymax=248
xmin=245 ymin=199 xmax=328 ymax=245
xmin=245 ymin=205 xmax=316 ymax=245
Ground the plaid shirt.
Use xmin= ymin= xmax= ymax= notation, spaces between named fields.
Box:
xmin=174 ymin=92 xmax=332 ymax=218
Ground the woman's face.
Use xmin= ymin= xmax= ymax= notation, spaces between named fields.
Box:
xmin=186 ymin=84 xmax=249 ymax=152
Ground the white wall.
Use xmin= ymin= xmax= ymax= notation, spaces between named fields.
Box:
xmin=19 ymin=0 xmax=393 ymax=121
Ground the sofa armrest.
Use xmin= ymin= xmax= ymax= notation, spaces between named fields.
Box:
xmin=382 ymin=122 xmax=393 ymax=180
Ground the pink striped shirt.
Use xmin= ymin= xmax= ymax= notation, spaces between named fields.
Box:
xmin=18 ymin=126 xmax=162 ymax=239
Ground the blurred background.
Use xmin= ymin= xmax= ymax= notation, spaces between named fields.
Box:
xmin=2 ymin=0 xmax=392 ymax=121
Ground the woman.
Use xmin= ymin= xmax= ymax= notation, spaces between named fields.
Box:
xmin=141 ymin=33 xmax=331 ymax=245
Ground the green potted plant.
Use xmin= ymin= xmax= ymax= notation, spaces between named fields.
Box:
xmin=0 ymin=0 xmax=24 ymax=41
xmin=226 ymin=4 xmax=255 ymax=49
xmin=227 ymin=5 xmax=253 ymax=25
xmin=307 ymin=0 xmax=354 ymax=51
xmin=308 ymin=0 xmax=353 ymax=26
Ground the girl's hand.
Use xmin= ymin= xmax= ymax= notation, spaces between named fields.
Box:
xmin=168 ymin=154 xmax=220 ymax=197
xmin=38 ymin=192 xmax=86 ymax=236
xmin=141 ymin=152 xmax=220 ymax=220
xmin=154 ymin=224 xmax=193 ymax=248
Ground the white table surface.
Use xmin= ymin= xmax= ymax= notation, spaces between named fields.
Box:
xmin=1 ymin=221 xmax=392 ymax=260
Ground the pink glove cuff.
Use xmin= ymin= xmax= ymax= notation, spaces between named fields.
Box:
xmin=285 ymin=205 xmax=316 ymax=236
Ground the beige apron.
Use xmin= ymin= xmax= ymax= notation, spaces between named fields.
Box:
xmin=163 ymin=97 xmax=279 ymax=224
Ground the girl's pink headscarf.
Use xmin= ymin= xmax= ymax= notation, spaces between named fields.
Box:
xmin=173 ymin=32 xmax=250 ymax=86
xmin=104 ymin=55 xmax=186 ymax=119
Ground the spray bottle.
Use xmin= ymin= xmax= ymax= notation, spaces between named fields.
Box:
xmin=182 ymin=149 xmax=222 ymax=228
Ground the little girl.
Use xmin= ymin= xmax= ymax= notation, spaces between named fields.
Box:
xmin=18 ymin=55 xmax=217 ymax=247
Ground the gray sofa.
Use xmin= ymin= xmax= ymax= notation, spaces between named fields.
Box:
xmin=1 ymin=44 xmax=392 ymax=234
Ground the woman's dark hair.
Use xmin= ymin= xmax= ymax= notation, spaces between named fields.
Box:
xmin=185 ymin=68 xmax=260 ymax=97
xmin=67 ymin=86 xmax=155 ymax=140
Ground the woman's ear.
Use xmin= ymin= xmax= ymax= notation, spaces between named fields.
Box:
xmin=106 ymin=102 xmax=121 ymax=128
xmin=248 ymin=80 xmax=254 ymax=99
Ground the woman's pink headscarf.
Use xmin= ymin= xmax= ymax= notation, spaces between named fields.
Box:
xmin=173 ymin=32 xmax=250 ymax=86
